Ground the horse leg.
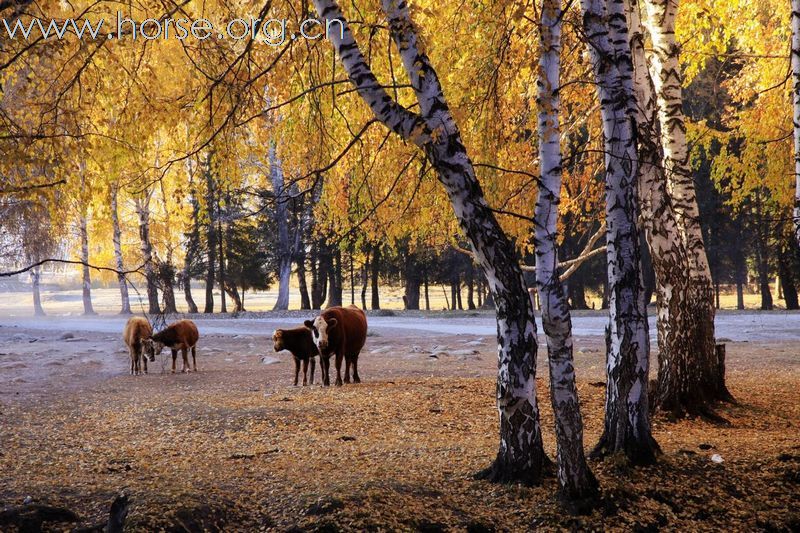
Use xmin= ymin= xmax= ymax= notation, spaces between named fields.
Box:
xmin=294 ymin=356 xmax=300 ymax=386
xmin=171 ymin=349 xmax=178 ymax=373
xmin=192 ymin=346 xmax=197 ymax=371
xmin=181 ymin=348 xmax=189 ymax=373
xmin=302 ymin=358 xmax=309 ymax=386
xmin=344 ymin=355 xmax=351 ymax=384
xmin=309 ymin=357 xmax=316 ymax=385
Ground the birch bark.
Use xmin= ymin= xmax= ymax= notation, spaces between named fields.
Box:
xmin=31 ymin=265 xmax=44 ymax=316
xmin=134 ymin=191 xmax=160 ymax=315
xmin=203 ymin=154 xmax=216 ymax=314
xmin=626 ymin=0 xmax=724 ymax=414
xmin=312 ymin=0 xmax=548 ymax=482
xmin=793 ymin=0 xmax=800 ymax=247
xmin=642 ymin=0 xmax=729 ymax=409
xmin=111 ymin=183 xmax=131 ymax=314
xmin=580 ymin=0 xmax=659 ymax=464
xmin=536 ymin=0 xmax=597 ymax=506
xmin=271 ymin=142 xmax=292 ymax=310
xmin=79 ymin=172 xmax=95 ymax=315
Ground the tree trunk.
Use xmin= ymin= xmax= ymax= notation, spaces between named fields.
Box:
xmin=403 ymin=251 xmax=421 ymax=310
xmin=476 ymin=276 xmax=483 ymax=308
xmin=643 ymin=0 xmax=722 ymax=407
xmin=627 ymin=0 xmax=727 ymax=414
xmin=736 ymin=278 xmax=745 ymax=310
xmin=755 ymin=191 xmax=773 ymax=311
xmin=793 ymin=0 xmax=800 ymax=248
xmin=218 ymin=217 xmax=227 ymax=314
xmin=135 ymin=193 xmax=160 ymax=315
xmin=327 ymin=248 xmax=343 ymax=307
xmin=778 ymin=243 xmax=799 ymax=310
xmin=225 ymin=281 xmax=244 ymax=312
xmin=581 ymin=0 xmax=659 ymax=464
xmin=297 ymin=250 xmax=311 ymax=310
xmin=183 ymin=268 xmax=198 ymax=313
xmin=204 ymin=160 xmax=216 ymax=314
xmin=568 ymin=278 xmax=588 ymax=310
xmin=424 ymin=267 xmax=431 ymax=310
xmin=313 ymin=0 xmax=548 ymax=483
xmin=735 ymin=245 xmax=746 ymax=310
xmin=535 ymin=0 xmax=598 ymax=507
xmin=349 ymin=248 xmax=356 ymax=305
xmin=311 ymin=241 xmax=330 ymax=309
xmin=467 ymin=263 xmax=476 ymax=310
xmin=159 ymin=262 xmax=178 ymax=314
xmin=157 ymin=180 xmax=177 ymax=315
xmin=79 ymin=206 xmax=95 ymax=316
xmin=183 ymin=194 xmax=200 ymax=314
xmin=361 ymin=247 xmax=370 ymax=310
xmin=111 ymin=184 xmax=131 ymax=314
xmin=755 ymin=234 xmax=773 ymax=310
xmin=450 ymin=273 xmax=458 ymax=311
xmin=271 ymin=143 xmax=292 ymax=310
xmin=31 ymin=265 xmax=45 ymax=316
xmin=370 ymin=245 xmax=381 ymax=310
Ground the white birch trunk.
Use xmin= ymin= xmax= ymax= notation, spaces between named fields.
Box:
xmin=626 ymin=0 xmax=703 ymax=412
xmin=313 ymin=0 xmax=548 ymax=482
xmin=271 ymin=143 xmax=292 ymax=311
xmin=793 ymin=0 xmax=800 ymax=247
xmin=643 ymin=0 xmax=726 ymax=409
xmin=158 ymin=179 xmax=178 ymax=314
xmin=79 ymin=212 xmax=95 ymax=315
xmin=31 ymin=264 xmax=44 ymax=316
xmin=79 ymin=172 xmax=95 ymax=316
xmin=535 ymin=0 xmax=597 ymax=506
xmin=111 ymin=184 xmax=132 ymax=314
xmin=580 ymin=0 xmax=658 ymax=464
xmin=135 ymin=192 xmax=160 ymax=314
xmin=643 ymin=0 xmax=711 ymax=280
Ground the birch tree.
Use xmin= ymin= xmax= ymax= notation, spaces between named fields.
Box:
xmin=270 ymin=142 xmax=292 ymax=311
xmin=535 ymin=0 xmax=597 ymax=505
xmin=793 ymin=0 xmax=800 ymax=247
xmin=203 ymin=153 xmax=217 ymax=314
xmin=110 ymin=182 xmax=131 ymax=314
xmin=580 ymin=0 xmax=659 ymax=464
xmin=624 ymin=0 xmax=728 ymax=414
xmin=642 ymin=0 xmax=723 ymax=410
xmin=134 ymin=190 xmax=160 ymax=315
xmin=312 ymin=0 xmax=548 ymax=482
xmin=78 ymin=168 xmax=95 ymax=316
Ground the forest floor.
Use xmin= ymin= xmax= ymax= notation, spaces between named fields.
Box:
xmin=0 ymin=310 xmax=798 ymax=532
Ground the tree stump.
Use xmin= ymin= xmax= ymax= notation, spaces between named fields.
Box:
xmin=715 ymin=344 xmax=735 ymax=402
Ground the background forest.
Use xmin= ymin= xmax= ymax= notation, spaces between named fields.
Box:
xmin=0 ymin=0 xmax=797 ymax=315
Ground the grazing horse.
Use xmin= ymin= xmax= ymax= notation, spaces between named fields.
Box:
xmin=305 ymin=305 xmax=367 ymax=386
xmin=123 ymin=317 xmax=153 ymax=375
xmin=145 ymin=320 xmax=199 ymax=373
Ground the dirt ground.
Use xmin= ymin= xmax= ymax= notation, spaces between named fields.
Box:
xmin=0 ymin=311 xmax=799 ymax=532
